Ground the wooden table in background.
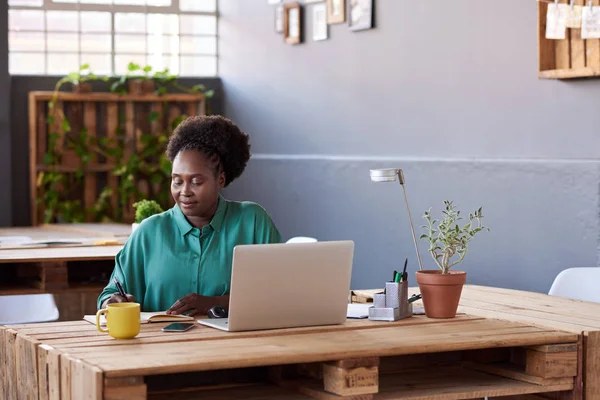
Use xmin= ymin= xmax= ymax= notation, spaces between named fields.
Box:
xmin=0 ymin=314 xmax=582 ymax=400
xmin=0 ymin=224 xmax=128 ymax=321
xmin=352 ymin=284 xmax=600 ymax=400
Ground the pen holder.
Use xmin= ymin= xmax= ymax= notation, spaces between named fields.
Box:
xmin=373 ymin=293 xmax=386 ymax=308
xmin=368 ymin=280 xmax=412 ymax=322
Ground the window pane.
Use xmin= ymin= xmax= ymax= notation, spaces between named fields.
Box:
xmin=115 ymin=54 xmax=146 ymax=75
xmin=115 ymin=13 xmax=146 ymax=33
xmin=81 ymin=12 xmax=111 ymax=33
xmin=48 ymin=53 xmax=80 ymax=74
xmin=114 ymin=0 xmax=145 ymax=5
xmin=115 ymin=34 xmax=146 ymax=53
xmin=47 ymin=33 xmax=79 ymax=51
xmin=9 ymin=0 xmax=43 ymax=6
xmin=180 ymin=55 xmax=216 ymax=76
xmin=81 ymin=33 xmax=112 ymax=52
xmin=9 ymin=31 xmax=45 ymax=52
xmin=47 ymin=11 xmax=79 ymax=32
xmin=9 ymin=10 xmax=45 ymax=31
xmin=147 ymin=14 xmax=178 ymax=35
xmin=9 ymin=52 xmax=46 ymax=74
xmin=147 ymin=0 xmax=171 ymax=5
xmin=180 ymin=36 xmax=216 ymax=55
xmin=147 ymin=35 xmax=178 ymax=55
xmin=180 ymin=0 xmax=216 ymax=12
xmin=81 ymin=0 xmax=112 ymax=3
xmin=180 ymin=15 xmax=217 ymax=35
xmin=81 ymin=54 xmax=112 ymax=74
xmin=147 ymin=55 xmax=178 ymax=74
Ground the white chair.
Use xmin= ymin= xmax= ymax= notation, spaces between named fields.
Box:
xmin=0 ymin=294 xmax=60 ymax=325
xmin=286 ymin=236 xmax=318 ymax=243
xmin=548 ymin=267 xmax=600 ymax=303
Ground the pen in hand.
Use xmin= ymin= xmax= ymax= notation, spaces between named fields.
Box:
xmin=114 ymin=278 xmax=129 ymax=302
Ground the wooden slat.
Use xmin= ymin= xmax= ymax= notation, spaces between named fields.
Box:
xmin=77 ymin=321 xmax=577 ymax=378
xmin=106 ymin=102 xmax=119 ymax=212
xmin=375 ymin=366 xmax=574 ymax=400
xmin=465 ymin=362 xmax=574 ymax=386
xmin=587 ymin=0 xmax=600 ymax=70
xmin=0 ymin=242 xmax=121 ymax=263
xmin=83 ymin=102 xmax=97 ymax=221
xmin=4 ymin=329 xmax=18 ymax=400
xmin=30 ymin=92 xmax=205 ymax=102
xmin=105 ymin=376 xmax=146 ymax=400
xmin=168 ymin=104 xmax=182 ymax=131
xmin=38 ymin=344 xmax=52 ymax=400
xmin=47 ymin=348 xmax=61 ymax=400
xmin=187 ymin=102 xmax=197 ymax=117
xmin=70 ymin=360 xmax=103 ymax=400
xmin=538 ymin=1 xmax=556 ymax=72
xmin=60 ymin=354 xmax=72 ymax=400
xmin=571 ymin=0 xmax=586 ymax=69
xmin=555 ymin=38 xmax=571 ymax=70
xmin=16 ymin=334 xmax=39 ymax=399
xmin=150 ymin=102 xmax=164 ymax=135
xmin=585 ymin=331 xmax=600 ymax=400
xmin=148 ymin=384 xmax=310 ymax=400
xmin=29 ymin=93 xmax=40 ymax=225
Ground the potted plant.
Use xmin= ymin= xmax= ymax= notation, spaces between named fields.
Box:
xmin=417 ymin=200 xmax=489 ymax=318
xmin=131 ymin=200 xmax=164 ymax=232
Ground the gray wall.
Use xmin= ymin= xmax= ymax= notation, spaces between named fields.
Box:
xmin=219 ymin=0 xmax=600 ymax=293
xmin=10 ymin=77 xmax=223 ymax=226
xmin=0 ymin=0 xmax=11 ymax=226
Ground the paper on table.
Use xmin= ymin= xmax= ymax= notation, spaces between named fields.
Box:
xmin=84 ymin=311 xmax=194 ymax=326
xmin=0 ymin=236 xmax=32 ymax=245
xmin=347 ymin=303 xmax=372 ymax=319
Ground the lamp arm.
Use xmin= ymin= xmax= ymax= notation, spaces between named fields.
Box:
xmin=398 ymin=175 xmax=424 ymax=271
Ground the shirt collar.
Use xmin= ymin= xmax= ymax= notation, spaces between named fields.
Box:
xmin=173 ymin=194 xmax=227 ymax=236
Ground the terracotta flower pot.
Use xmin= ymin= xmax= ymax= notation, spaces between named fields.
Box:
xmin=415 ymin=270 xmax=466 ymax=318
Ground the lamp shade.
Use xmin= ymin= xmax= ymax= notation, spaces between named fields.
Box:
xmin=369 ymin=168 xmax=399 ymax=182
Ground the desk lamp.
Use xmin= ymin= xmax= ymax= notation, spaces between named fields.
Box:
xmin=369 ymin=168 xmax=424 ymax=271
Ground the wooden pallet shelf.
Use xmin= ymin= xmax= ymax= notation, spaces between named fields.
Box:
xmin=538 ymin=0 xmax=600 ymax=79
xmin=28 ymin=91 xmax=206 ymax=225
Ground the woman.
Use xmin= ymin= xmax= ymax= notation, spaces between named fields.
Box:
xmin=97 ymin=115 xmax=282 ymax=315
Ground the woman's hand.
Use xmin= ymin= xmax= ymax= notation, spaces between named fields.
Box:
xmin=102 ymin=293 xmax=135 ymax=309
xmin=166 ymin=293 xmax=227 ymax=317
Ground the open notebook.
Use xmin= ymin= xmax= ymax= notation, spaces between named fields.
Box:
xmin=84 ymin=311 xmax=194 ymax=326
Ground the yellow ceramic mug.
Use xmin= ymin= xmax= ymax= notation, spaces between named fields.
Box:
xmin=96 ymin=303 xmax=140 ymax=339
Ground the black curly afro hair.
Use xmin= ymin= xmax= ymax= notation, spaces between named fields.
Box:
xmin=166 ymin=115 xmax=250 ymax=187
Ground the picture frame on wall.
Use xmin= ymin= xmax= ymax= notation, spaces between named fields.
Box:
xmin=312 ymin=3 xmax=328 ymax=41
xmin=326 ymin=0 xmax=345 ymax=24
xmin=284 ymin=2 xmax=303 ymax=45
xmin=348 ymin=0 xmax=374 ymax=31
xmin=275 ymin=5 xmax=284 ymax=33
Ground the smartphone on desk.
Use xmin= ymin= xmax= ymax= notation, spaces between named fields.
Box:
xmin=161 ymin=322 xmax=195 ymax=332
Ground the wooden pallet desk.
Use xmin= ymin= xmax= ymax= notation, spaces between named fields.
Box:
xmin=0 ymin=224 xmax=127 ymax=321
xmin=352 ymin=284 xmax=600 ymax=400
xmin=1 ymin=314 xmax=581 ymax=400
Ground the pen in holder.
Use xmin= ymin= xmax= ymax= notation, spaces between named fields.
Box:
xmin=369 ymin=280 xmax=412 ymax=322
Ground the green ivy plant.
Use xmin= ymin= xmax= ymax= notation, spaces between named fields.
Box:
xmin=133 ymin=199 xmax=164 ymax=223
xmin=420 ymin=200 xmax=489 ymax=274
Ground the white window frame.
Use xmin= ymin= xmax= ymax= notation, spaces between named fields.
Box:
xmin=8 ymin=0 xmax=219 ymax=76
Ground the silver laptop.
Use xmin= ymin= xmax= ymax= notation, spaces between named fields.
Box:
xmin=198 ymin=240 xmax=354 ymax=332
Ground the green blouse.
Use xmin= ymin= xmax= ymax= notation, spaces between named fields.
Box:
xmin=97 ymin=195 xmax=282 ymax=311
